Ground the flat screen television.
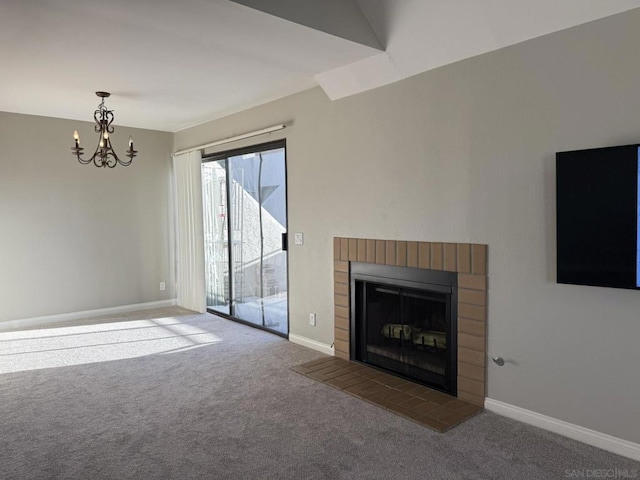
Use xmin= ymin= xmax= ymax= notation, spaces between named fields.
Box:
xmin=556 ymin=144 xmax=640 ymax=289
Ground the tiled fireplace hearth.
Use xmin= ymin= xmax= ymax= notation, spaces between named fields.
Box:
xmin=333 ymin=238 xmax=488 ymax=406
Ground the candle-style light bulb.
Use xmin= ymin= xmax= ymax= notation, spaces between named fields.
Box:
xmin=73 ymin=130 xmax=80 ymax=147
xmin=99 ymin=139 xmax=104 ymax=148
xmin=103 ymin=132 xmax=109 ymax=139
xmin=128 ymin=136 xmax=133 ymax=150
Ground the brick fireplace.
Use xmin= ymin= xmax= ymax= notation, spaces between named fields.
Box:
xmin=333 ymin=238 xmax=488 ymax=406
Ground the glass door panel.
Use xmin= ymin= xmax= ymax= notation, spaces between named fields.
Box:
xmin=202 ymin=160 xmax=230 ymax=316
xmin=228 ymin=147 xmax=288 ymax=335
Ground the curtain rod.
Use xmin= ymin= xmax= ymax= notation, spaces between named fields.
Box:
xmin=172 ymin=124 xmax=286 ymax=156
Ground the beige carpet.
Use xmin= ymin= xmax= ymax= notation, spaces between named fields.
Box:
xmin=0 ymin=307 xmax=638 ymax=479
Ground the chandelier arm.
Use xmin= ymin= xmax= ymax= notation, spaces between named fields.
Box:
xmin=93 ymin=109 xmax=103 ymax=134
xmin=106 ymin=137 xmax=134 ymax=167
xmin=91 ymin=149 xmax=104 ymax=168
xmin=117 ymin=150 xmax=134 ymax=166
xmin=105 ymin=110 xmax=115 ymax=134
xmin=104 ymin=149 xmax=118 ymax=168
xmin=94 ymin=151 xmax=106 ymax=168
xmin=89 ymin=135 xmax=109 ymax=167
xmin=104 ymin=138 xmax=120 ymax=168
xmin=71 ymin=145 xmax=93 ymax=165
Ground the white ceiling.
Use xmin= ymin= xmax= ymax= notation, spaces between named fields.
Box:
xmin=1 ymin=0 xmax=639 ymax=132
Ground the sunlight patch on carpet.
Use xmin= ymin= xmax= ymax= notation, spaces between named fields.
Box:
xmin=0 ymin=317 xmax=222 ymax=373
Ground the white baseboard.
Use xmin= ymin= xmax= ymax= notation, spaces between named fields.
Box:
xmin=289 ymin=334 xmax=335 ymax=356
xmin=0 ymin=299 xmax=178 ymax=331
xmin=485 ymin=398 xmax=640 ymax=462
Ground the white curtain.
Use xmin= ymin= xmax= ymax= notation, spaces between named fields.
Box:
xmin=172 ymin=150 xmax=206 ymax=313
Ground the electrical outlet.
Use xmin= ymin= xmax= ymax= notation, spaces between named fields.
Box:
xmin=309 ymin=313 xmax=316 ymax=326
xmin=294 ymin=232 xmax=304 ymax=245
xmin=160 ymin=282 xmax=166 ymax=291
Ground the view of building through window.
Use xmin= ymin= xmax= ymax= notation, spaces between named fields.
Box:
xmin=201 ymin=144 xmax=288 ymax=335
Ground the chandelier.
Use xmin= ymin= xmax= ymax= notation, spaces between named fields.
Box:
xmin=71 ymin=92 xmax=137 ymax=168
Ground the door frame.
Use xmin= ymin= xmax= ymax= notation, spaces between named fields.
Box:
xmin=202 ymin=139 xmax=289 ymax=338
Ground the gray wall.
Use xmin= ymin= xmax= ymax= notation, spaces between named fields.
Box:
xmin=0 ymin=112 xmax=174 ymax=322
xmin=175 ymin=10 xmax=640 ymax=443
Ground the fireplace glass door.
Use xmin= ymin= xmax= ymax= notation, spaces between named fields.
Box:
xmin=352 ymin=265 xmax=456 ymax=395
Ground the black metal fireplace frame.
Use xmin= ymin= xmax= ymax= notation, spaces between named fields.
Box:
xmin=349 ymin=262 xmax=458 ymax=395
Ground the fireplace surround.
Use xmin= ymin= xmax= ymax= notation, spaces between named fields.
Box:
xmin=334 ymin=238 xmax=488 ymax=406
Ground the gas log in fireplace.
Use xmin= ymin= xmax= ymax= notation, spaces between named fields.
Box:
xmin=350 ymin=262 xmax=457 ymax=395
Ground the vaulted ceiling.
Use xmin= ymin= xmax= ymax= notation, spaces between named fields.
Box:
xmin=2 ymin=0 xmax=639 ymax=132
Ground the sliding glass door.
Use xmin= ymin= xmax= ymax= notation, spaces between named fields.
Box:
xmin=202 ymin=141 xmax=288 ymax=336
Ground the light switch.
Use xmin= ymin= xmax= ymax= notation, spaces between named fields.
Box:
xmin=294 ymin=232 xmax=304 ymax=245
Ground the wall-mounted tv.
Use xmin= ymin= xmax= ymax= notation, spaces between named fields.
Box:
xmin=556 ymin=144 xmax=640 ymax=290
